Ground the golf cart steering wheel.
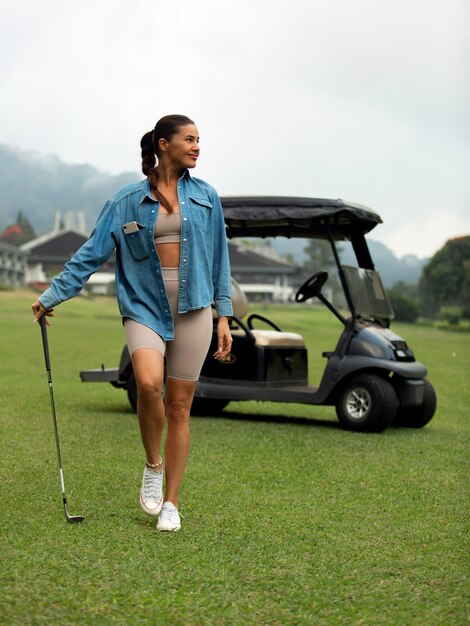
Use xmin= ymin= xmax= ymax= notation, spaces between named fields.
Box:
xmin=295 ymin=271 xmax=329 ymax=303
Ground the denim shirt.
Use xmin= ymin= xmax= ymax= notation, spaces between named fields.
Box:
xmin=39 ymin=171 xmax=233 ymax=340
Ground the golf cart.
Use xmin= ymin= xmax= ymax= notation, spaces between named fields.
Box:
xmin=80 ymin=196 xmax=436 ymax=433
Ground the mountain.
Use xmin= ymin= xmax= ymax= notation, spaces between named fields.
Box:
xmin=0 ymin=144 xmax=140 ymax=234
xmin=0 ymin=144 xmax=427 ymax=287
xmin=272 ymin=238 xmax=427 ymax=288
xmin=340 ymin=240 xmax=427 ymax=287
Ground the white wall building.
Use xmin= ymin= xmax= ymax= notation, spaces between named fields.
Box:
xmin=0 ymin=242 xmax=29 ymax=286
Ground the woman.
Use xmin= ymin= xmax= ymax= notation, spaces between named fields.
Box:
xmin=32 ymin=114 xmax=233 ymax=532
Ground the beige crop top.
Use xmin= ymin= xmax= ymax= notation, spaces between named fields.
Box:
xmin=153 ymin=213 xmax=181 ymax=244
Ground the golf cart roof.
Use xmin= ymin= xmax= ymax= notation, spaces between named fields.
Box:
xmin=221 ymin=196 xmax=382 ymax=240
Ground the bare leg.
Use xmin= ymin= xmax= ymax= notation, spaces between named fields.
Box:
xmin=163 ymin=377 xmax=198 ymax=507
xmin=131 ymin=348 xmax=166 ymax=466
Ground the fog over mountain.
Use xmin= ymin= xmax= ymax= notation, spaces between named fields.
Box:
xmin=0 ymin=144 xmax=427 ymax=286
xmin=272 ymin=238 xmax=427 ymax=288
xmin=0 ymin=144 xmax=140 ymax=234
xmin=341 ymin=241 xmax=426 ymax=287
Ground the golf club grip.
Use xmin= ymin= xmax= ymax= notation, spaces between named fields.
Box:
xmin=39 ymin=315 xmax=51 ymax=371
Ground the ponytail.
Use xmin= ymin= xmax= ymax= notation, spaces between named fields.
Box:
xmin=141 ymin=131 xmax=156 ymax=181
xmin=140 ymin=130 xmax=174 ymax=213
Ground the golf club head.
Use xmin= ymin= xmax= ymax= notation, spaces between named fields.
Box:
xmin=66 ymin=513 xmax=85 ymax=524
xmin=64 ymin=504 xmax=85 ymax=524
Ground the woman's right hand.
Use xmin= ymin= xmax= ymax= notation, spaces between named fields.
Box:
xmin=31 ymin=300 xmax=55 ymax=326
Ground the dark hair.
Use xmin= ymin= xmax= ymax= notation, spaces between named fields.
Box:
xmin=141 ymin=114 xmax=195 ymax=213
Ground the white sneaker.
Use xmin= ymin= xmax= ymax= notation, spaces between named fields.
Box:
xmin=157 ymin=501 xmax=181 ymax=532
xmin=140 ymin=467 xmax=163 ymax=516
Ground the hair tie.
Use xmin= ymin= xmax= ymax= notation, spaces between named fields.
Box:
xmin=151 ymin=130 xmax=156 ymax=151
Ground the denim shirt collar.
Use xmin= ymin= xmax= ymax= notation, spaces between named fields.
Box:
xmin=139 ymin=170 xmax=192 ymax=205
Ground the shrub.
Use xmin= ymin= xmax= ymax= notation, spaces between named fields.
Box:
xmin=438 ymin=305 xmax=463 ymax=326
xmin=387 ymin=289 xmax=421 ymax=323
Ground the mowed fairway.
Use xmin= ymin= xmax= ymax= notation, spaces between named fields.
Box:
xmin=1 ymin=291 xmax=469 ymax=625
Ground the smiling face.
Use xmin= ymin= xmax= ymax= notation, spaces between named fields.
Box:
xmin=158 ymin=124 xmax=200 ymax=170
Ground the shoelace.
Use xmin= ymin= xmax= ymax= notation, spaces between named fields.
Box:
xmin=143 ymin=468 xmax=162 ymax=500
xmin=159 ymin=504 xmax=181 ymax=524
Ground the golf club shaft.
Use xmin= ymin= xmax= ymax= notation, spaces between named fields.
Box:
xmin=39 ymin=315 xmax=83 ymax=523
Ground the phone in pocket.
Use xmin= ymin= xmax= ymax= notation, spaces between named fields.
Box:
xmin=123 ymin=221 xmax=141 ymax=234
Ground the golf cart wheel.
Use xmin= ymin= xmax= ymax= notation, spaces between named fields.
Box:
xmin=191 ymin=398 xmax=229 ymax=416
xmin=127 ymin=371 xmax=138 ymax=412
xmin=336 ymin=374 xmax=398 ymax=433
xmin=393 ymin=379 xmax=436 ymax=428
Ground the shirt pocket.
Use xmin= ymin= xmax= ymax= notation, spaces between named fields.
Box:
xmin=189 ymin=196 xmax=212 ymax=231
xmin=123 ymin=223 xmax=150 ymax=260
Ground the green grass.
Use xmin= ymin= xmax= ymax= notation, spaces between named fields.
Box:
xmin=1 ymin=291 xmax=469 ymax=625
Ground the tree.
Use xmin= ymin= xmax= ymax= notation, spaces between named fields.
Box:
xmin=387 ymin=284 xmax=421 ymax=322
xmin=304 ymin=239 xmax=342 ymax=275
xmin=0 ymin=210 xmax=37 ymax=246
xmin=282 ymin=252 xmax=295 ymax=264
xmin=303 ymin=239 xmax=341 ymax=273
xmin=463 ymin=259 xmax=470 ymax=319
xmin=16 ymin=211 xmax=36 ymax=241
xmin=303 ymin=239 xmax=346 ymax=301
xmin=419 ymin=236 xmax=470 ymax=318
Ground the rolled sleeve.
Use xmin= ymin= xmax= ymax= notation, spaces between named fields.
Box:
xmin=211 ymin=192 xmax=233 ymax=318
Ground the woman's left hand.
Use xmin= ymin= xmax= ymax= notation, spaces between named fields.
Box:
xmin=213 ymin=316 xmax=233 ymax=360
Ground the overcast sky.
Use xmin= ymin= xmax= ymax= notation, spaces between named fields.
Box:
xmin=1 ymin=0 xmax=468 ymax=258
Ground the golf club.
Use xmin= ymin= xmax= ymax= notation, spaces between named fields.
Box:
xmin=39 ymin=315 xmax=85 ymax=524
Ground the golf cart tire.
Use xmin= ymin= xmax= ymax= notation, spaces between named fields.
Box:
xmin=127 ymin=372 xmax=138 ymax=412
xmin=393 ymin=379 xmax=436 ymax=428
xmin=191 ymin=398 xmax=229 ymax=416
xmin=336 ymin=374 xmax=398 ymax=433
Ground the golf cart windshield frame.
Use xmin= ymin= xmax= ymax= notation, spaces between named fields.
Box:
xmin=341 ymin=265 xmax=394 ymax=321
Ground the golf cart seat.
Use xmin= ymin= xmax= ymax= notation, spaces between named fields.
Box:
xmin=248 ymin=330 xmax=305 ymax=347
xmin=229 ymin=278 xmax=306 ymax=347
